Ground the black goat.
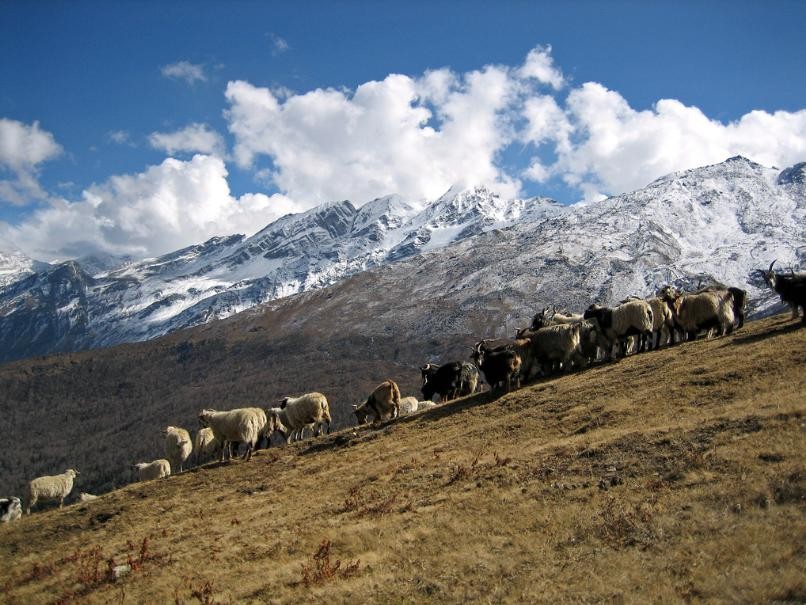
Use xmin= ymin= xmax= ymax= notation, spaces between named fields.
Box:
xmin=761 ymin=260 xmax=806 ymax=324
xmin=471 ymin=340 xmax=521 ymax=393
xmin=421 ymin=362 xmax=464 ymax=402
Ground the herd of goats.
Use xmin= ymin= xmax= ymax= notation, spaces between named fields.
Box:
xmin=1 ymin=260 xmax=804 ymax=522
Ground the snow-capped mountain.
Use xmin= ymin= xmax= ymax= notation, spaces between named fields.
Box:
xmin=0 ymin=186 xmax=559 ymax=362
xmin=0 ymin=156 xmax=803 ymax=364
xmin=0 ymin=248 xmax=51 ymax=288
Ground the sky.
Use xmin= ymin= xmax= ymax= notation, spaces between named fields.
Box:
xmin=1 ymin=0 xmax=805 ymax=262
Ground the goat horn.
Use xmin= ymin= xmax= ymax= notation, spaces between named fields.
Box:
xmin=769 ymin=259 xmax=777 ymax=272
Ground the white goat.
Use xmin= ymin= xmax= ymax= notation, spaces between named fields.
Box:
xmin=25 ymin=469 xmax=78 ymax=514
xmin=132 ymin=459 xmax=171 ymax=481
xmin=268 ymin=393 xmax=331 ymax=443
xmin=584 ymin=300 xmax=654 ymax=358
xmin=198 ymin=407 xmax=268 ymax=461
xmin=164 ymin=425 xmax=193 ymax=472
xmin=661 ymin=288 xmax=735 ymax=340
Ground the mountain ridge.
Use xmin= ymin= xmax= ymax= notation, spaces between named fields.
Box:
xmin=0 ymin=156 xmax=803 ymax=364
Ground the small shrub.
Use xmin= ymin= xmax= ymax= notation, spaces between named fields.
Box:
xmin=299 ymin=539 xmax=361 ymax=587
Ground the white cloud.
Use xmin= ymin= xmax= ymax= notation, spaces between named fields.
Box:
xmin=161 ymin=61 xmax=207 ymax=85
xmin=518 ymin=45 xmax=565 ymax=90
xmin=269 ymin=33 xmax=289 ymax=55
xmin=148 ymin=123 xmax=226 ymax=157
xmin=0 ymin=118 xmax=63 ymax=205
xmin=545 ymin=82 xmax=806 ymax=199
xmin=225 ymin=62 xmax=522 ymax=206
xmin=107 ymin=130 xmax=134 ymax=146
xmin=2 ymin=155 xmax=299 ymax=260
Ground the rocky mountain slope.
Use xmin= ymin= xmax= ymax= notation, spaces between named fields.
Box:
xmin=0 ymin=156 xmax=803 ymax=364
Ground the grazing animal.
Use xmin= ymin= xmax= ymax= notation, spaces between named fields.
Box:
xmin=472 ymin=340 xmax=521 ymax=393
xmin=193 ymin=427 xmax=221 ymax=466
xmin=269 ymin=392 xmax=332 ymax=442
xmin=659 ymin=287 xmax=736 ymax=340
xmin=0 ymin=497 xmax=22 ymax=523
xmin=198 ymin=407 xmax=268 ymax=461
xmin=164 ymin=426 xmax=193 ymax=472
xmin=583 ymin=300 xmax=654 ymax=358
xmin=399 ymin=396 xmax=420 ymax=415
xmin=761 ymin=260 xmax=806 ymax=323
xmin=25 ymin=469 xmax=78 ymax=514
xmin=421 ymin=362 xmax=464 ymax=402
xmin=517 ymin=323 xmax=592 ymax=375
xmin=354 ymin=381 xmax=400 ymax=424
xmin=132 ymin=459 xmax=171 ymax=481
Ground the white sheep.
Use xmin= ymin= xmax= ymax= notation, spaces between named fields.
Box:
xmin=25 ymin=469 xmax=78 ymax=514
xmin=0 ymin=497 xmax=22 ymax=522
xmin=78 ymin=492 xmax=99 ymax=502
xmin=268 ymin=392 xmax=331 ymax=444
xmin=164 ymin=425 xmax=193 ymax=472
xmin=132 ymin=459 xmax=171 ymax=481
xmin=399 ymin=396 xmax=419 ymax=415
xmin=193 ymin=426 xmax=221 ymax=466
xmin=198 ymin=407 xmax=268 ymax=461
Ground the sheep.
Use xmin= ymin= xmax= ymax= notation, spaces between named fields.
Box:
xmin=164 ymin=425 xmax=193 ymax=472
xmin=417 ymin=400 xmax=438 ymax=411
xmin=353 ymin=381 xmax=400 ymax=425
xmin=472 ymin=340 xmax=521 ymax=393
xmin=25 ymin=469 xmax=78 ymax=514
xmin=760 ymin=260 xmax=806 ymax=323
xmin=78 ymin=492 xmax=98 ymax=502
xmin=132 ymin=459 xmax=171 ymax=481
xmin=193 ymin=427 xmax=221 ymax=466
xmin=659 ymin=286 xmax=735 ymax=340
xmin=269 ymin=393 xmax=331 ymax=443
xmin=399 ymin=396 xmax=420 ymax=415
xmin=198 ymin=407 xmax=268 ymax=461
xmin=0 ymin=497 xmax=22 ymax=522
xmin=583 ymin=300 xmax=654 ymax=358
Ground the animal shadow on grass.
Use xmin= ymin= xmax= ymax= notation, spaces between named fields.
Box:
xmin=728 ymin=319 xmax=802 ymax=347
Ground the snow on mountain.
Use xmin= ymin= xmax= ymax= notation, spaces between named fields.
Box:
xmin=0 ymin=156 xmax=803 ymax=363
xmin=0 ymin=248 xmax=50 ymax=287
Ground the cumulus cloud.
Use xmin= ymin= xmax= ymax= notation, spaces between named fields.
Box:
xmin=541 ymin=82 xmax=806 ymax=199
xmin=148 ymin=123 xmax=226 ymax=157
xmin=6 ymin=46 xmax=806 ymax=261
xmin=518 ymin=45 xmax=565 ymax=90
xmin=0 ymin=118 xmax=63 ymax=205
xmin=161 ymin=61 xmax=207 ymax=85
xmin=225 ymin=62 xmax=522 ymax=205
xmin=3 ymin=155 xmax=299 ymax=261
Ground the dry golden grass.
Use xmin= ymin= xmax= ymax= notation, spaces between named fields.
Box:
xmin=1 ymin=315 xmax=804 ymax=604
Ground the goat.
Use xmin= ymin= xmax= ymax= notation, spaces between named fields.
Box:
xmin=471 ymin=340 xmax=521 ymax=393
xmin=583 ymin=300 xmax=654 ymax=358
xmin=761 ymin=260 xmax=806 ymax=323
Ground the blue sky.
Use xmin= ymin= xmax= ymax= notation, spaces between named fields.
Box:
xmin=1 ymin=1 xmax=805 ymax=260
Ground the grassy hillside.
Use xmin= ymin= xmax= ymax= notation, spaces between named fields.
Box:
xmin=0 ymin=314 xmax=803 ymax=603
